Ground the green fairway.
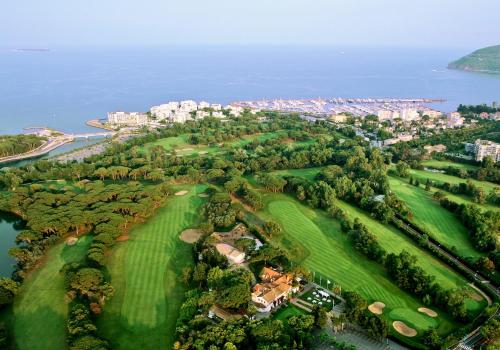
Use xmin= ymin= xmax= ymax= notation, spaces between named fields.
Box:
xmin=13 ymin=236 xmax=91 ymax=350
xmin=421 ymin=160 xmax=478 ymax=171
xmin=141 ymin=131 xmax=318 ymax=157
xmin=256 ymin=193 xmax=485 ymax=337
xmin=271 ymin=167 xmax=322 ymax=181
xmin=98 ymin=185 xmax=206 ymax=350
xmin=389 ymin=177 xmax=483 ymax=260
xmin=141 ymin=134 xmax=221 ymax=156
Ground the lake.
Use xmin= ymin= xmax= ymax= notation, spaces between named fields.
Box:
xmin=0 ymin=211 xmax=24 ymax=278
xmin=0 ymin=46 xmax=499 ymax=135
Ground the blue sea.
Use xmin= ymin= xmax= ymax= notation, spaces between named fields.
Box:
xmin=0 ymin=46 xmax=499 ymax=135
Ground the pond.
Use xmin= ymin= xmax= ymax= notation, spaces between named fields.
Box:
xmin=0 ymin=211 xmax=24 ymax=277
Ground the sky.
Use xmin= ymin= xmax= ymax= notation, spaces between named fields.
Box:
xmin=1 ymin=0 xmax=499 ymax=48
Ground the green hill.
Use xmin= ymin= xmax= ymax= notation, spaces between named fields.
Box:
xmin=448 ymin=45 xmax=500 ymax=74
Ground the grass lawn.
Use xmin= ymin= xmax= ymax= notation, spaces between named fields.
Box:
xmin=271 ymin=167 xmax=322 ymax=181
xmin=389 ymin=176 xmax=484 ymax=260
xmin=272 ymin=303 xmax=307 ymax=322
xmin=12 ymin=236 xmax=92 ymax=350
xmin=254 ymin=192 xmax=485 ymax=338
xmin=421 ymin=160 xmax=479 ymax=171
xmin=97 ymin=184 xmax=206 ymax=350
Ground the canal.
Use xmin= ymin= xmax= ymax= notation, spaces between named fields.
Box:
xmin=0 ymin=211 xmax=24 ymax=277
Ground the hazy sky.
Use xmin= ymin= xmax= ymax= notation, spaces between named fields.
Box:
xmin=1 ymin=0 xmax=499 ymax=48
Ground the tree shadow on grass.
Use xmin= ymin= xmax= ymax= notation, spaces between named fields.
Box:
xmin=14 ymin=305 xmax=66 ymax=350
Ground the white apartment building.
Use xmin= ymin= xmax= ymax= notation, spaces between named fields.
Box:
xmin=150 ymin=102 xmax=180 ymax=120
xmin=108 ymin=111 xmax=148 ymax=125
xmin=196 ymin=110 xmax=210 ymax=119
xmin=180 ymin=100 xmax=198 ymax=112
xmin=472 ymin=139 xmax=500 ymax=162
xmin=420 ymin=109 xmax=442 ymax=119
xmin=171 ymin=111 xmax=192 ymax=123
xmin=211 ymin=103 xmax=222 ymax=111
xmin=226 ymin=105 xmax=243 ymax=117
xmin=400 ymin=108 xmax=419 ymax=121
xmin=198 ymin=101 xmax=210 ymax=109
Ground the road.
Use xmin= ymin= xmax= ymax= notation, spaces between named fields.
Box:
xmin=0 ymin=137 xmax=73 ymax=164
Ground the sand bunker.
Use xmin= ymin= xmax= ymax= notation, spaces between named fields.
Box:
xmin=368 ymin=302 xmax=386 ymax=315
xmin=180 ymin=229 xmax=203 ymax=244
xmin=198 ymin=151 xmax=208 ymax=154
xmin=175 ymin=190 xmax=189 ymax=196
xmin=469 ymin=292 xmax=483 ymax=301
xmin=66 ymin=237 xmax=78 ymax=246
xmin=116 ymin=235 xmax=129 ymax=242
xmin=392 ymin=321 xmax=417 ymax=337
xmin=418 ymin=307 xmax=437 ymax=317
xmin=198 ymin=193 xmax=209 ymax=197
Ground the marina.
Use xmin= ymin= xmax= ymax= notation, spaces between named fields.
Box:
xmin=231 ymin=97 xmax=446 ymax=117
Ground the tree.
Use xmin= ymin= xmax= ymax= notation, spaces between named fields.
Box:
xmin=0 ymin=278 xmax=19 ymax=307
xmin=395 ymin=161 xmax=410 ymax=178
xmin=263 ymin=220 xmax=282 ymax=238
xmin=422 ymin=328 xmax=441 ymax=349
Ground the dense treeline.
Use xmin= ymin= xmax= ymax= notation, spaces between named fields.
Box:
xmin=343 ymin=291 xmax=388 ymax=340
xmin=431 ymin=178 xmax=499 ymax=205
xmin=0 ymin=134 xmax=45 ymax=158
xmin=385 ymin=251 xmax=468 ymax=321
xmin=457 ymin=104 xmax=500 ymax=115
xmin=0 ymin=180 xmax=171 ymax=349
xmin=438 ymin=198 xmax=499 ymax=253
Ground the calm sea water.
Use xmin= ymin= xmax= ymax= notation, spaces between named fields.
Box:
xmin=0 ymin=46 xmax=499 ymax=135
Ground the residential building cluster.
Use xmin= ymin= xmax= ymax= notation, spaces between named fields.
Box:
xmin=466 ymin=139 xmax=500 ymax=162
xmin=107 ymin=100 xmax=246 ymax=126
xmin=150 ymin=100 xmax=238 ymax=123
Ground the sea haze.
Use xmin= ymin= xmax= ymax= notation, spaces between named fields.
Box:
xmin=0 ymin=46 xmax=499 ymax=134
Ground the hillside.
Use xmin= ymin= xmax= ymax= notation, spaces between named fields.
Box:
xmin=448 ymin=45 xmax=500 ymax=74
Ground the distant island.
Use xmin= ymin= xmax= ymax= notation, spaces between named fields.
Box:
xmin=448 ymin=45 xmax=500 ymax=74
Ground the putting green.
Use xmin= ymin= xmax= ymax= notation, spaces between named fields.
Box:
xmin=98 ymin=185 xmax=206 ymax=349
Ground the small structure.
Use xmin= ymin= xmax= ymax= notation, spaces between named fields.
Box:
xmin=208 ymin=305 xmax=243 ymax=321
xmin=424 ymin=144 xmax=446 ymax=154
xmin=252 ymin=267 xmax=297 ymax=312
xmin=215 ymin=243 xmax=245 ymax=264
